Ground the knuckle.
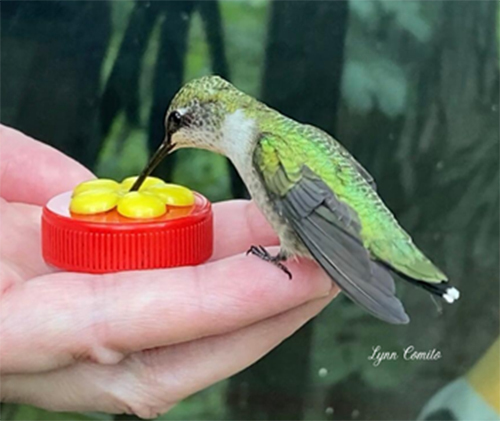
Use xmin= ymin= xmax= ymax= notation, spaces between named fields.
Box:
xmin=113 ymin=354 xmax=177 ymax=419
xmin=127 ymin=402 xmax=175 ymax=420
xmin=71 ymin=276 xmax=126 ymax=365
xmin=124 ymin=406 xmax=171 ymax=419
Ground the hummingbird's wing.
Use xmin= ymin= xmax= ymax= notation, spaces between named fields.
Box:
xmin=254 ymin=133 xmax=409 ymax=324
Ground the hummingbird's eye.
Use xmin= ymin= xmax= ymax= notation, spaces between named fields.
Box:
xmin=167 ymin=111 xmax=183 ymax=132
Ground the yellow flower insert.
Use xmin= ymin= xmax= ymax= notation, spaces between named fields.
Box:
xmin=70 ymin=177 xmax=195 ymax=219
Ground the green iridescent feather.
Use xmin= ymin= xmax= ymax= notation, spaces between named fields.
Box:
xmin=254 ymin=119 xmax=447 ymax=284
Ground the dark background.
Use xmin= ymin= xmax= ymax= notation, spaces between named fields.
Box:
xmin=1 ymin=1 xmax=499 ymax=420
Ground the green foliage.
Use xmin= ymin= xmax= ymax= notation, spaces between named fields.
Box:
xmin=342 ymin=0 xmax=433 ymax=117
xmin=7 ymin=404 xmax=110 ymax=421
xmin=220 ymin=0 xmax=268 ymax=96
xmin=342 ymin=60 xmax=407 ymax=117
xmin=101 ymin=1 xmax=135 ymax=88
xmin=184 ymin=12 xmax=211 ymax=82
xmin=95 ymin=114 xmax=148 ymax=179
xmin=158 ymin=381 xmax=228 ymax=420
xmin=173 ymin=149 xmax=232 ymax=202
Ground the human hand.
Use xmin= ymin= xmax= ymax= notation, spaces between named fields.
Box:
xmin=0 ymin=125 xmax=338 ymax=418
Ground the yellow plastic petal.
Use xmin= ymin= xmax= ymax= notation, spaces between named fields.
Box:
xmin=70 ymin=190 xmax=119 ymax=214
xmin=72 ymin=179 xmax=120 ymax=197
xmin=120 ymin=176 xmax=165 ymax=192
xmin=146 ymin=183 xmax=195 ymax=207
xmin=117 ymin=192 xmax=166 ymax=219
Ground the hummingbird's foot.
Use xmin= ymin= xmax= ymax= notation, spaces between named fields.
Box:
xmin=246 ymin=245 xmax=292 ymax=279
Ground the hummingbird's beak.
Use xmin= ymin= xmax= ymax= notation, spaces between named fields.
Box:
xmin=129 ymin=133 xmax=176 ymax=191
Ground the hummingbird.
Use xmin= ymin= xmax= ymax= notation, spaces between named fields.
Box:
xmin=131 ymin=75 xmax=460 ymax=324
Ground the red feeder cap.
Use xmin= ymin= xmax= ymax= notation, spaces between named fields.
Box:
xmin=42 ymin=191 xmax=213 ymax=273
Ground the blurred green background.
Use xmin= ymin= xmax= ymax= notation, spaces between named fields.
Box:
xmin=1 ymin=1 xmax=499 ymax=420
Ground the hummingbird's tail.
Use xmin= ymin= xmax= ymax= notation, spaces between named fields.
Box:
xmin=366 ymin=219 xmax=460 ymax=304
xmin=390 ymin=269 xmax=460 ymax=304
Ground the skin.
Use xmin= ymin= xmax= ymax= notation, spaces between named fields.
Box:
xmin=0 ymin=125 xmax=338 ymax=418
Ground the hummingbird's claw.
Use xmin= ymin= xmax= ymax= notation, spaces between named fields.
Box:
xmin=246 ymin=245 xmax=292 ymax=279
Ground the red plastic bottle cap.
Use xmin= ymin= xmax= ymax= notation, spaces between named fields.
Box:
xmin=42 ymin=191 xmax=213 ymax=273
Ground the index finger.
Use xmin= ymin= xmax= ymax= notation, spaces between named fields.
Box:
xmin=0 ymin=125 xmax=94 ymax=206
xmin=211 ymin=200 xmax=279 ymax=260
xmin=1 ymin=250 xmax=334 ymax=374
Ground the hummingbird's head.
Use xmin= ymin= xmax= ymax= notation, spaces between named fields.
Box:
xmin=130 ymin=76 xmax=259 ymax=191
xmin=164 ymin=75 xmax=258 ymax=155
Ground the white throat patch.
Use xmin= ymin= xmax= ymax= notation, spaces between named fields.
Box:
xmin=220 ymin=109 xmax=257 ymax=168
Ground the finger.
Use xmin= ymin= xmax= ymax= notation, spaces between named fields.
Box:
xmin=1 ymin=251 xmax=333 ymax=374
xmin=0 ymin=291 xmax=338 ymax=417
xmin=132 ymin=290 xmax=339 ymax=413
xmin=0 ymin=201 xmax=52 ymax=286
xmin=0 ymin=125 xmax=94 ymax=205
xmin=211 ymin=200 xmax=279 ymax=260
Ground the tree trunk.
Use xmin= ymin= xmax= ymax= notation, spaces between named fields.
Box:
xmin=1 ymin=2 xmax=111 ymax=170
xmin=146 ymin=1 xmax=197 ymax=182
xmin=199 ymin=0 xmax=248 ymax=199
xmin=101 ymin=1 xmax=162 ymax=138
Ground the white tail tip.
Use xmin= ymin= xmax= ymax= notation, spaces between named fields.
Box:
xmin=443 ymin=287 xmax=460 ymax=304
